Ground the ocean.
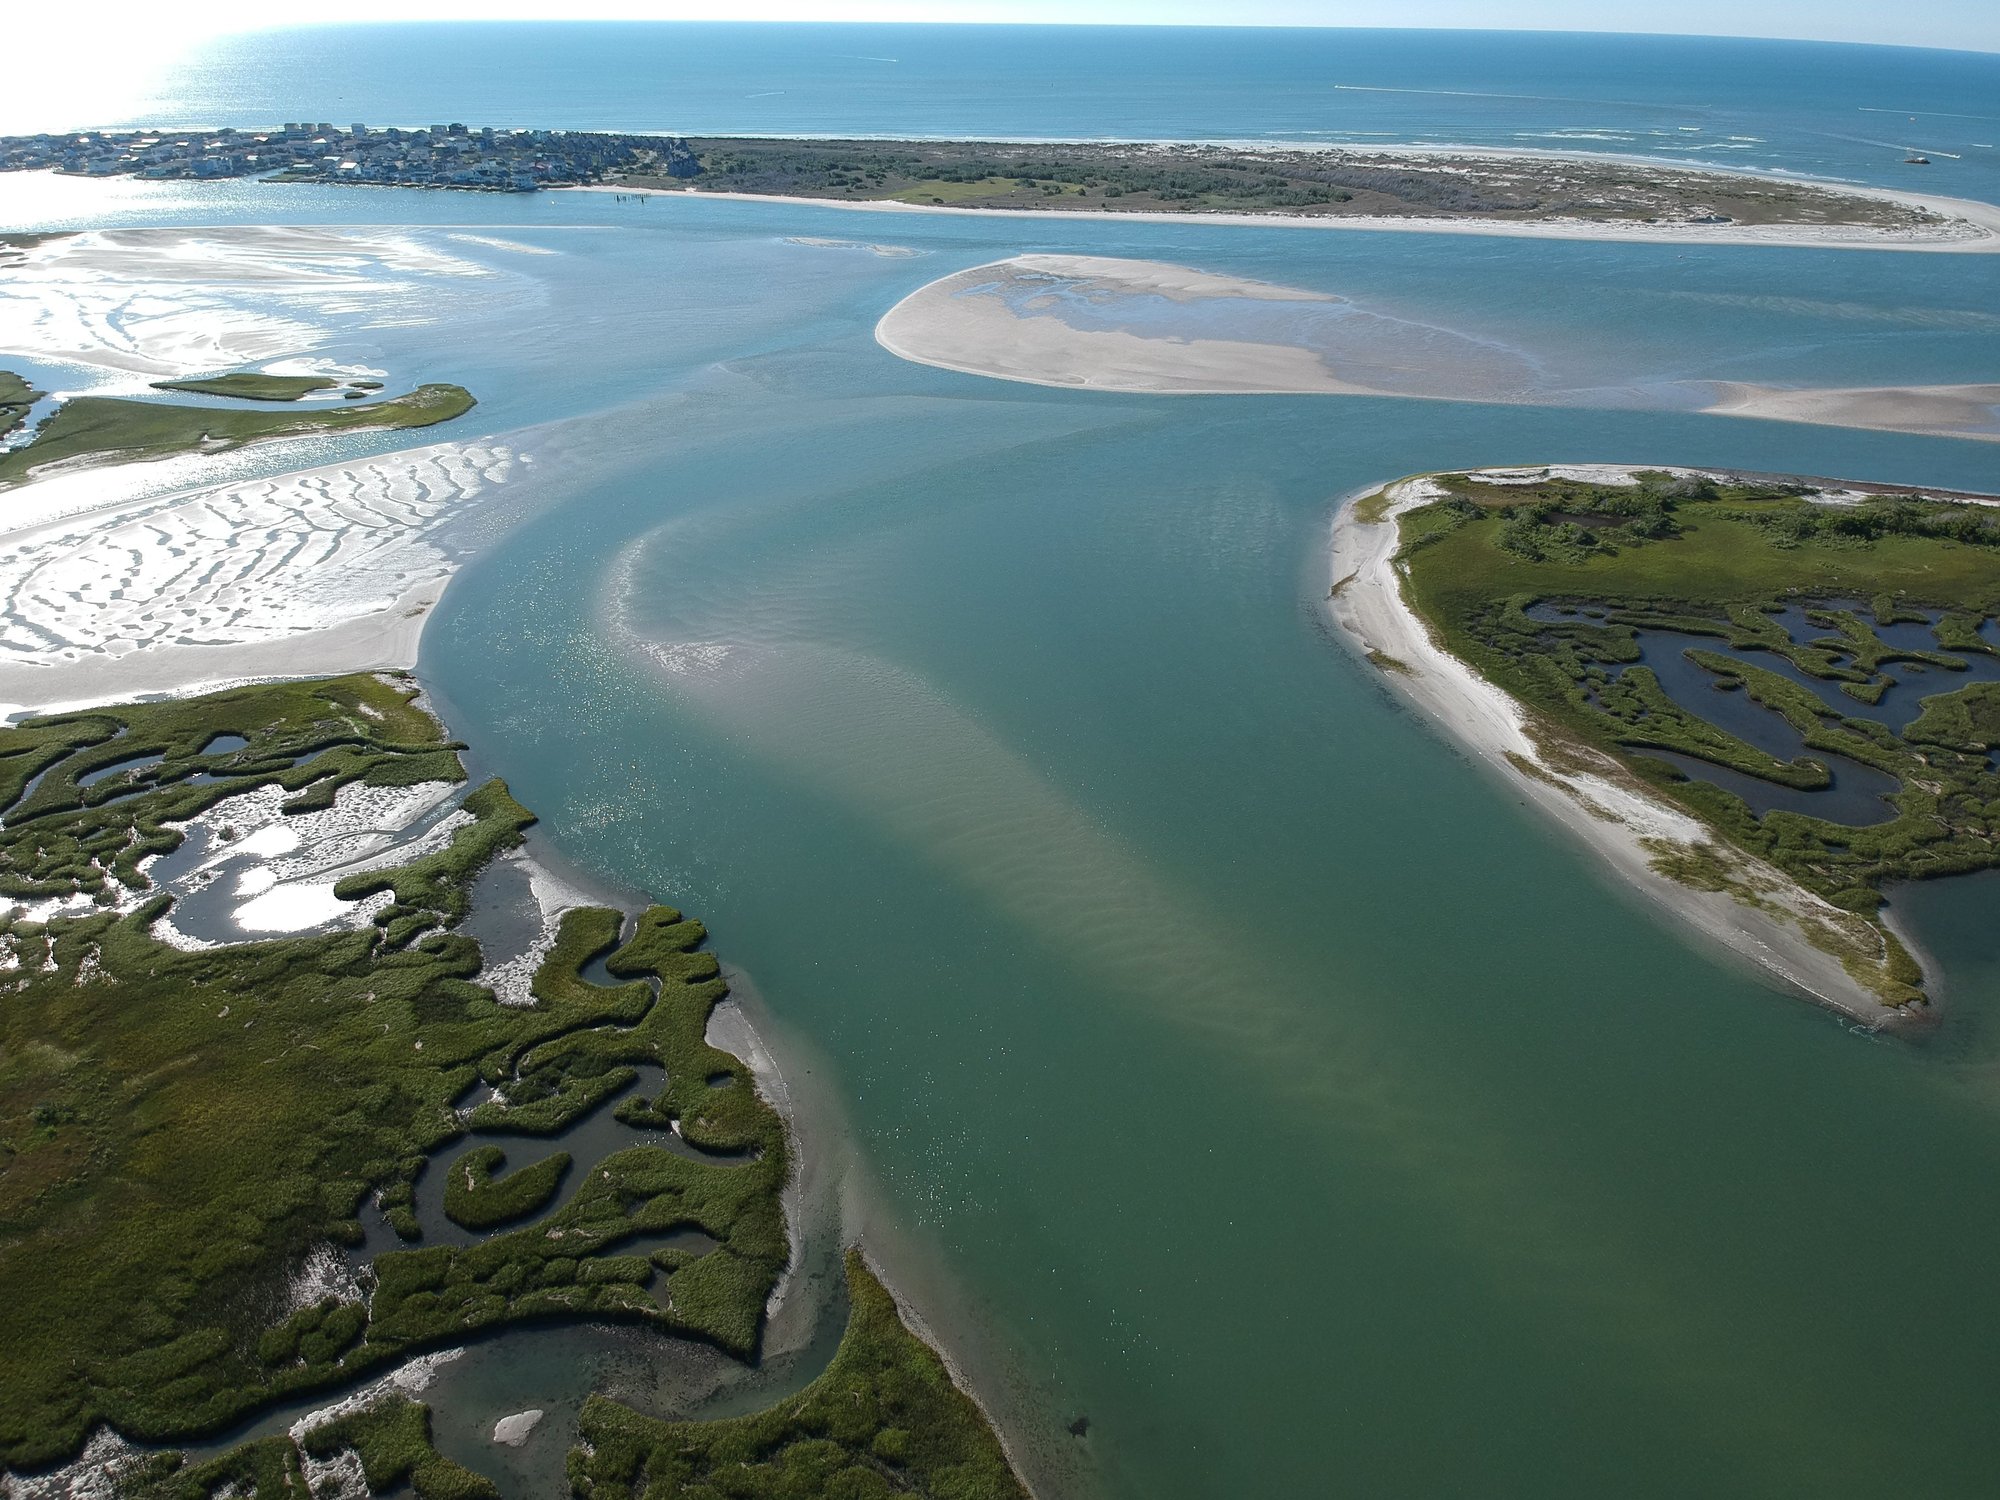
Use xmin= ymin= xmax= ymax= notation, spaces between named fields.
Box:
xmin=5 ymin=24 xmax=2000 ymax=1499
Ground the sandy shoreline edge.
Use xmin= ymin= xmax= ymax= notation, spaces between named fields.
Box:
xmin=1325 ymin=466 xmax=1943 ymax=1027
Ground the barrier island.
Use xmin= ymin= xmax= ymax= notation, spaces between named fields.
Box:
xmin=0 ymin=675 xmax=1026 ymax=1496
xmin=1331 ymin=466 xmax=2000 ymax=1020
xmin=617 ymin=137 xmax=1984 ymax=244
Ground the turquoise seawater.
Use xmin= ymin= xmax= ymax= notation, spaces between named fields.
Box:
xmin=5 ymin=27 xmax=2000 ymax=1497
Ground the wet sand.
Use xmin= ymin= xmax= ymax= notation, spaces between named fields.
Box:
xmin=0 ymin=440 xmax=519 ymax=717
xmin=1703 ymin=381 xmax=2000 ymax=443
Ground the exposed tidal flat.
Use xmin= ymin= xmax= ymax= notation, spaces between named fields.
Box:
xmin=7 ymin=153 xmax=2000 ymax=1497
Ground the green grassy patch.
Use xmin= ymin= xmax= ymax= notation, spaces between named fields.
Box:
xmin=1 ymin=675 xmax=1025 ymax=1494
xmin=125 ymin=1396 xmax=492 ymax=1500
xmin=151 ymin=373 xmax=340 ymax=402
xmin=1 ymin=369 xmax=42 ymax=440
xmin=571 ymin=1252 xmax=1029 ymax=1500
xmin=440 ymin=1144 xmax=571 ymax=1230
xmin=0 ymin=383 xmax=476 ymax=488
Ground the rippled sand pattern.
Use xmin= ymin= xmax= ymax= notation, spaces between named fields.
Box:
xmin=0 ymin=443 xmax=514 ymax=667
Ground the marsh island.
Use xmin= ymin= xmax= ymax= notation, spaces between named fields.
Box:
xmin=1331 ymin=465 xmax=2000 ymax=1020
xmin=0 ymin=370 xmax=474 ymax=490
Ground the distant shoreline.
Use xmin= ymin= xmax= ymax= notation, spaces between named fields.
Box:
xmin=577 ymin=182 xmax=2000 ymax=252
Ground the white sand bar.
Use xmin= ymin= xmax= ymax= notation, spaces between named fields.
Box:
xmin=1326 ymin=467 xmax=1942 ymax=1025
xmin=877 ymin=254 xmax=2000 ymax=442
xmin=0 ymin=225 xmax=495 ymax=378
xmin=1703 ymin=381 xmax=2000 ymax=442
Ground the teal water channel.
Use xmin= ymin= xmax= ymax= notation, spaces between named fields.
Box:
xmin=7 ymin=179 xmax=2000 ymax=1495
xmin=406 ymin=210 xmax=2000 ymax=1497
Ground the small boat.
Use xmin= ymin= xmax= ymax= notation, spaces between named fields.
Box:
xmin=1905 ymin=154 xmax=1932 ymax=165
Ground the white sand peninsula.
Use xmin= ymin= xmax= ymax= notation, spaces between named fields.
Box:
xmin=877 ymin=255 xmax=2000 ymax=443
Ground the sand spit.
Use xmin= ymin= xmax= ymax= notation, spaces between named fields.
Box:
xmin=875 ymin=255 xmax=2000 ymax=442
xmin=0 ymin=440 xmax=517 ymax=716
xmin=881 ymin=276 xmax=1361 ymax=397
xmin=875 ymin=254 xmax=1474 ymax=397
xmin=1703 ymin=381 xmax=2000 ymax=443
xmin=1326 ymin=466 xmax=1934 ymax=1027
xmin=578 ymin=173 xmax=2000 ymax=253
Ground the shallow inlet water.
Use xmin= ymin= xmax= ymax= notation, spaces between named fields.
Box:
xmin=6 ymin=132 xmax=2000 ymax=1497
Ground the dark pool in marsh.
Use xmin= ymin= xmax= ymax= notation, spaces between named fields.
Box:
xmin=1525 ymin=602 xmax=2000 ymax=827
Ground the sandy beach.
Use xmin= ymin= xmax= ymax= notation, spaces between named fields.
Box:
xmin=1325 ymin=467 xmax=1920 ymax=1026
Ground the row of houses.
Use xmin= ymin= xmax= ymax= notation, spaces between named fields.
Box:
xmin=0 ymin=125 xmax=705 ymax=193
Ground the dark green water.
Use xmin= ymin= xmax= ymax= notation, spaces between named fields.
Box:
xmin=410 ymin=208 xmax=2000 ymax=1497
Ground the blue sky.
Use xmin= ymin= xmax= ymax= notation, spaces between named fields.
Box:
xmin=28 ymin=0 xmax=2000 ymax=52
xmin=204 ymin=1 xmax=2000 ymax=53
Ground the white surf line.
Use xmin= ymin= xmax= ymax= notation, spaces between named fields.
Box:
xmin=1326 ymin=467 xmax=1924 ymax=1025
xmin=0 ymin=440 xmax=518 ymax=716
